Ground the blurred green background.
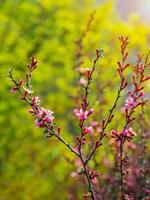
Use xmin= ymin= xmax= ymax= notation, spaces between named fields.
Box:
xmin=0 ymin=0 xmax=150 ymax=199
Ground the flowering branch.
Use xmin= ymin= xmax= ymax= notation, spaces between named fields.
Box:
xmin=85 ymin=36 xmax=129 ymax=164
xmin=9 ymin=58 xmax=79 ymax=158
xmin=111 ymin=51 xmax=150 ymax=199
xmin=9 ymin=36 xmax=150 ymax=200
xmin=74 ymin=49 xmax=103 ymax=200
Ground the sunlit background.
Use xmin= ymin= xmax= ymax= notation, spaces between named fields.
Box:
xmin=117 ymin=0 xmax=150 ymax=24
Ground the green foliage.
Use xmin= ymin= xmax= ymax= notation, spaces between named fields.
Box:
xmin=0 ymin=0 xmax=150 ymax=199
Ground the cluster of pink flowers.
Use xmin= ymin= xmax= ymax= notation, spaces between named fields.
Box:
xmin=10 ymin=57 xmax=55 ymax=131
xmin=82 ymin=126 xmax=93 ymax=136
xmin=111 ymin=127 xmax=136 ymax=142
xmin=31 ymin=96 xmax=40 ymax=108
xmin=124 ymin=96 xmax=137 ymax=110
xmin=34 ymin=107 xmax=54 ymax=128
xmin=29 ymin=96 xmax=54 ymax=128
xmin=124 ymin=90 xmax=145 ymax=111
xmin=121 ymin=54 xmax=150 ymax=130
xmin=73 ymin=97 xmax=95 ymax=145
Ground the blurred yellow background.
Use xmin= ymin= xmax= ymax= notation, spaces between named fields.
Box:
xmin=0 ymin=0 xmax=150 ymax=199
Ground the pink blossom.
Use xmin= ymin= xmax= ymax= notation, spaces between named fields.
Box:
xmin=43 ymin=111 xmax=54 ymax=124
xmin=35 ymin=107 xmax=54 ymax=127
xmin=124 ymin=96 xmax=137 ymax=109
xmin=90 ymin=120 xmax=99 ymax=128
xmin=34 ymin=119 xmax=44 ymax=127
xmin=81 ymin=137 xmax=86 ymax=144
xmin=80 ymin=77 xmax=87 ymax=86
xmin=31 ymin=96 xmax=40 ymax=107
xmin=73 ymin=109 xmax=85 ymax=120
xmin=111 ymin=128 xmax=136 ymax=141
xmin=122 ymin=127 xmax=136 ymax=138
xmin=73 ymin=108 xmax=94 ymax=121
xmin=11 ymin=87 xmax=18 ymax=94
xmin=82 ymin=126 xmax=93 ymax=135
xmin=122 ymin=129 xmax=129 ymax=136
xmin=39 ymin=108 xmax=54 ymax=123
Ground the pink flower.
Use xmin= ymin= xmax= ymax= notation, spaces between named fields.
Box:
xmin=34 ymin=119 xmax=44 ymax=127
xmin=82 ymin=126 xmax=93 ymax=135
xmin=122 ymin=129 xmax=129 ymax=136
xmin=31 ymin=96 xmax=40 ymax=107
xmin=73 ymin=108 xmax=94 ymax=121
xmin=35 ymin=107 xmax=54 ymax=127
xmin=43 ymin=110 xmax=54 ymax=123
xmin=80 ymin=77 xmax=87 ymax=86
xmin=111 ymin=128 xmax=136 ymax=142
xmin=91 ymin=120 xmax=99 ymax=128
xmin=11 ymin=87 xmax=18 ymax=94
xmin=73 ymin=109 xmax=87 ymax=120
xmin=121 ymin=128 xmax=136 ymax=140
xmin=124 ymin=96 xmax=137 ymax=109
